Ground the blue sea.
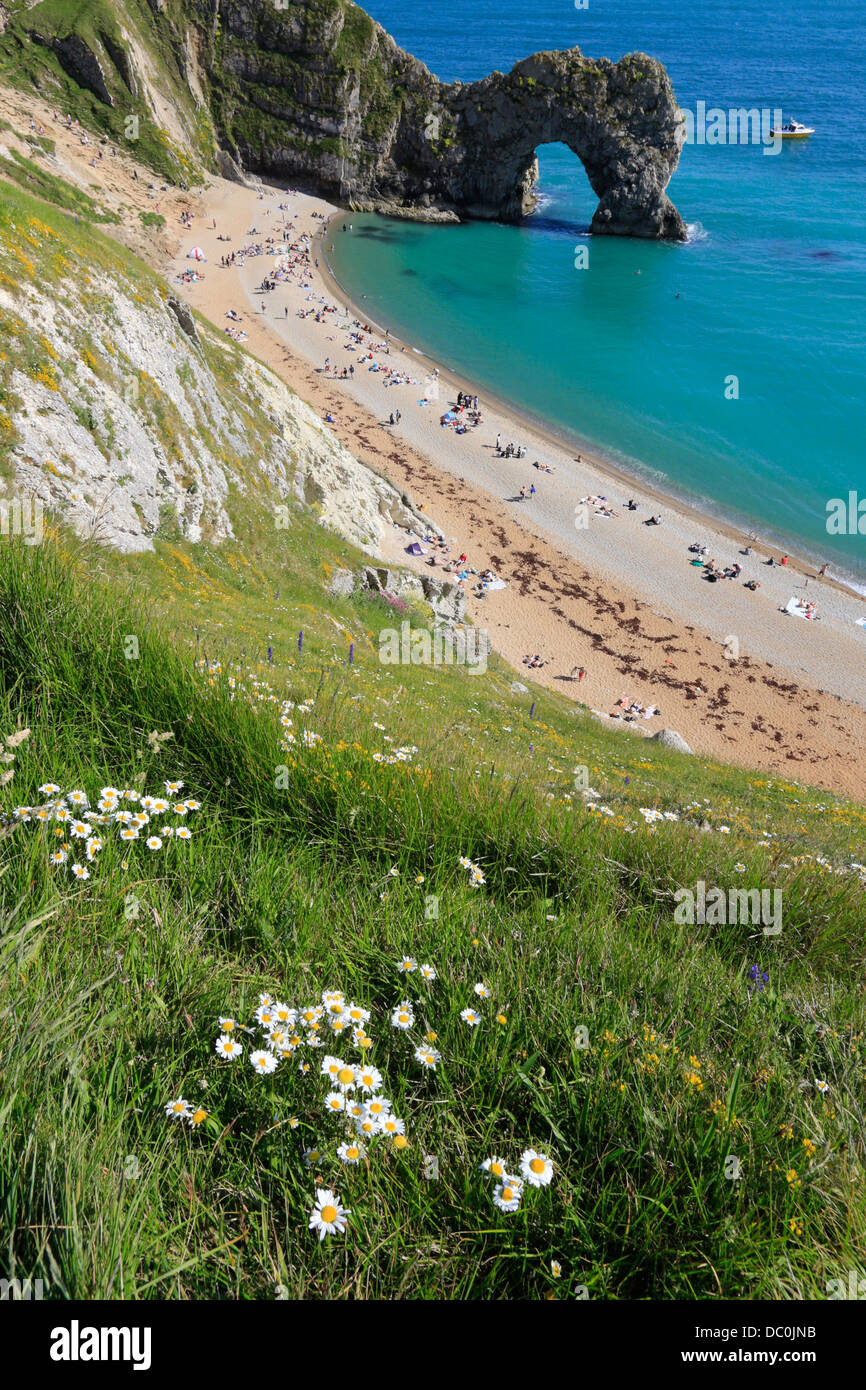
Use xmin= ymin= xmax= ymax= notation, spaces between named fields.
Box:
xmin=328 ymin=0 xmax=866 ymax=586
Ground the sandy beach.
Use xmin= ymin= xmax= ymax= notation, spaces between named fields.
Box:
xmin=164 ymin=174 xmax=866 ymax=798
xmin=4 ymin=85 xmax=865 ymax=799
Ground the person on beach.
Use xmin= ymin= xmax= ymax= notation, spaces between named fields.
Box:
xmin=530 ymin=484 xmax=536 ymax=498
xmin=819 ymin=563 xmax=828 ymax=577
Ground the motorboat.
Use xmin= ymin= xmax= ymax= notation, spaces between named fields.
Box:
xmin=771 ymin=119 xmax=814 ymax=138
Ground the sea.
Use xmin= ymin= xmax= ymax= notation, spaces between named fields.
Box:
xmin=327 ymin=0 xmax=866 ymax=589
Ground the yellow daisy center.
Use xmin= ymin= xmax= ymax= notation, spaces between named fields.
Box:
xmin=320 ymin=1205 xmax=338 ymax=1224
xmin=530 ymin=1158 xmax=545 ymax=1175
xmin=337 ymin=1067 xmax=354 ymax=1085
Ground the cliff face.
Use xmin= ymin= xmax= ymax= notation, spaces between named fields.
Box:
xmin=1 ymin=0 xmax=685 ymax=239
xmin=211 ymin=1 xmax=685 ymax=238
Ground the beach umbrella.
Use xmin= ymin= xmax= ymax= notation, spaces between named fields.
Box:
xmin=187 ymin=246 xmax=206 ymax=261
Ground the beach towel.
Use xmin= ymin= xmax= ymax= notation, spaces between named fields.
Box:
xmin=783 ymin=597 xmax=812 ymax=619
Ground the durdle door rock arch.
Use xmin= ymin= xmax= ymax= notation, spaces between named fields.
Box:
xmin=211 ymin=1 xmax=687 ymax=241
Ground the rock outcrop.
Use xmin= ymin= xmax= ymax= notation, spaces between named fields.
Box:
xmin=328 ymin=564 xmax=477 ymax=638
xmin=211 ymin=2 xmax=686 ymax=239
xmin=3 ymin=0 xmax=685 ymax=239
xmin=651 ymin=729 xmax=694 ymax=754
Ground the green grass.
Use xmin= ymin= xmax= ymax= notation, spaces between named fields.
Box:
xmin=0 ymin=149 xmax=117 ymax=221
xmin=138 ymin=209 xmax=166 ymax=230
xmin=0 ymin=540 xmax=863 ymax=1300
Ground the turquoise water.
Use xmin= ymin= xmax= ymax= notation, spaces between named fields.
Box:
xmin=329 ymin=0 xmax=866 ymax=585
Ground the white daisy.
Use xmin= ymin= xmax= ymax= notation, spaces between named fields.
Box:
xmin=309 ymin=1188 xmax=350 ymax=1241
xmin=480 ymin=1156 xmax=509 ymax=1180
xmin=493 ymin=1178 xmax=523 ymax=1213
xmin=215 ymin=1034 xmax=243 ymax=1061
xmin=250 ymin=1050 xmax=279 ymax=1075
xmin=364 ymin=1096 xmax=391 ymax=1121
xmin=334 ymin=1063 xmax=357 ymax=1092
xmin=520 ymin=1148 xmax=554 ymax=1187
xmin=337 ymin=1140 xmax=365 ymax=1165
xmin=354 ymin=1065 xmax=382 ymax=1093
xmin=391 ymin=1001 xmax=414 ymax=1031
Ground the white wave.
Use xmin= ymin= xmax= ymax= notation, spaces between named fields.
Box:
xmin=684 ymin=221 xmax=710 ymax=245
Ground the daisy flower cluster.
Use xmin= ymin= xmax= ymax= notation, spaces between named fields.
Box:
xmin=211 ymin=987 xmax=410 ymax=1242
xmin=372 ymin=745 xmax=417 ymax=766
xmin=164 ymin=1097 xmax=209 ymax=1129
xmin=480 ymin=1148 xmax=555 ymax=1214
xmin=278 ymin=694 xmax=317 ymax=752
xmin=459 ymin=978 xmax=507 ymax=1030
xmin=13 ymin=781 xmax=200 ymax=880
xmin=391 ymin=957 xmax=441 ymax=1071
xmin=458 ymin=854 xmax=486 ymax=887
xmin=638 ymin=808 xmax=680 ymax=826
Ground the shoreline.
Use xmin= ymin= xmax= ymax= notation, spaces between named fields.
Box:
xmin=317 ymin=212 xmax=864 ymax=605
xmin=160 ymin=173 xmax=866 ymax=800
